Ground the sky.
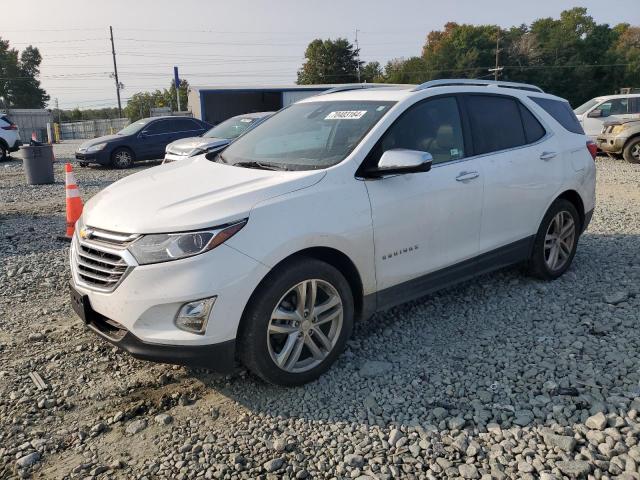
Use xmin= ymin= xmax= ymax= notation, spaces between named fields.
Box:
xmin=6 ymin=0 xmax=640 ymax=111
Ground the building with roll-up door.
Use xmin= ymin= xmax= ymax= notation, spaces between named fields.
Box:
xmin=188 ymin=84 xmax=353 ymax=125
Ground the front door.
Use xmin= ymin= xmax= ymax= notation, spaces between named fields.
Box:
xmin=363 ymin=96 xmax=484 ymax=303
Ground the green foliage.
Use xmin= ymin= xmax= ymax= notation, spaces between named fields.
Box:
xmin=124 ymin=79 xmax=189 ymax=122
xmin=297 ymin=38 xmax=362 ymax=84
xmin=376 ymin=7 xmax=640 ymax=106
xmin=52 ymin=107 xmax=120 ymax=122
xmin=361 ymin=61 xmax=384 ymax=83
xmin=0 ymin=38 xmax=49 ymax=108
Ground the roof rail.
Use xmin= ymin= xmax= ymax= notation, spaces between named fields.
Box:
xmin=412 ymin=79 xmax=544 ymax=93
xmin=318 ymin=84 xmax=385 ymax=95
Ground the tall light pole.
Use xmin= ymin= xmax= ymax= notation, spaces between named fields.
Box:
xmin=110 ymin=26 xmax=122 ymax=117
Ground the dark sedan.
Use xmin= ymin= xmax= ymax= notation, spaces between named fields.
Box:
xmin=75 ymin=116 xmax=211 ymax=168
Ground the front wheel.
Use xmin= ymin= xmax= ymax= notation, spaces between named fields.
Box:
xmin=0 ymin=144 xmax=7 ymax=161
xmin=623 ymin=138 xmax=640 ymax=164
xmin=527 ymin=199 xmax=580 ymax=280
xmin=238 ymin=258 xmax=354 ymax=386
xmin=111 ymin=147 xmax=134 ymax=169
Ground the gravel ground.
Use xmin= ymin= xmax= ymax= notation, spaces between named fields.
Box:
xmin=1 ymin=141 xmax=639 ymax=480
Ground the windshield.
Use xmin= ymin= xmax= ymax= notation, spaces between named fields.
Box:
xmin=117 ymin=118 xmax=152 ymax=135
xmin=204 ymin=116 xmax=264 ymax=139
xmin=574 ymin=98 xmax=600 ymax=115
xmin=217 ymin=101 xmax=395 ymax=170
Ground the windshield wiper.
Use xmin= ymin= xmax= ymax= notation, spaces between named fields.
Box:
xmin=234 ymin=161 xmax=288 ymax=171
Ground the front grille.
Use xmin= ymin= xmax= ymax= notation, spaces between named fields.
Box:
xmin=73 ymin=227 xmax=137 ymax=292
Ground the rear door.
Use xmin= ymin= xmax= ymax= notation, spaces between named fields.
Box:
xmin=464 ymin=94 xmax=563 ymax=255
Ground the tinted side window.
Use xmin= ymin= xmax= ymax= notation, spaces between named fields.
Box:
xmin=466 ymin=95 xmax=526 ymax=155
xmin=144 ymin=120 xmax=172 ymax=134
xmin=629 ymin=98 xmax=640 ymax=114
xmin=530 ymin=97 xmax=584 ymax=134
xmin=172 ymin=118 xmax=203 ymax=132
xmin=369 ymin=96 xmax=465 ymax=165
xmin=519 ymin=103 xmax=546 ymax=143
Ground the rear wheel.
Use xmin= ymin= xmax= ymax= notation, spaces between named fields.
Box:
xmin=0 ymin=143 xmax=7 ymax=161
xmin=239 ymin=258 xmax=354 ymax=386
xmin=623 ymin=138 xmax=640 ymax=164
xmin=78 ymin=162 xmax=89 ymax=167
xmin=527 ymin=199 xmax=580 ymax=280
xmin=111 ymin=147 xmax=134 ymax=168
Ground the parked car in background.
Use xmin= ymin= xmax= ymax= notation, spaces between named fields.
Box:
xmin=69 ymin=80 xmax=595 ymax=386
xmin=164 ymin=112 xmax=273 ymax=163
xmin=597 ymin=118 xmax=640 ymax=163
xmin=0 ymin=114 xmax=22 ymax=161
xmin=75 ymin=116 xmax=211 ymax=168
xmin=574 ymin=94 xmax=640 ymax=140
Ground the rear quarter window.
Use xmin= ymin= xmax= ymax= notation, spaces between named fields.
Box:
xmin=530 ymin=97 xmax=584 ymax=135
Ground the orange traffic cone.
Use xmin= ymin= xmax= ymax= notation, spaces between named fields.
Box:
xmin=64 ymin=162 xmax=83 ymax=239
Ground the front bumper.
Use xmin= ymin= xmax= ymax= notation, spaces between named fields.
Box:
xmin=163 ymin=152 xmax=190 ymax=163
xmin=75 ymin=149 xmax=111 ymax=165
xmin=596 ymin=135 xmax=627 ymax=154
xmin=9 ymin=139 xmax=22 ymax=152
xmin=71 ymin=283 xmax=236 ymax=371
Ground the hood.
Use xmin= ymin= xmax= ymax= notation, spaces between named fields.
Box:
xmin=78 ymin=134 xmax=123 ymax=151
xmin=166 ymin=137 xmax=229 ymax=155
xmin=83 ymin=156 xmax=325 ymax=234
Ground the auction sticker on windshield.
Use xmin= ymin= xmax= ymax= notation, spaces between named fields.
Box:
xmin=325 ymin=110 xmax=368 ymax=120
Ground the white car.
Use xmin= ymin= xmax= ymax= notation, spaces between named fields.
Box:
xmin=0 ymin=114 xmax=22 ymax=160
xmin=164 ymin=112 xmax=273 ymax=163
xmin=69 ymin=80 xmax=596 ymax=386
xmin=574 ymin=93 xmax=640 ymax=140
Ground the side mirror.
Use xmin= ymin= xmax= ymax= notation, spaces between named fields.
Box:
xmin=587 ymin=109 xmax=603 ymax=118
xmin=139 ymin=130 xmax=148 ymax=138
xmin=365 ymin=149 xmax=433 ymax=177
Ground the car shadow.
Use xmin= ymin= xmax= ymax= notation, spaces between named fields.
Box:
xmin=193 ymin=231 xmax=639 ymax=433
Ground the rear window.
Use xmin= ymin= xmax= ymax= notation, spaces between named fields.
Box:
xmin=530 ymin=97 xmax=584 ymax=135
xmin=465 ymin=95 xmax=526 ymax=155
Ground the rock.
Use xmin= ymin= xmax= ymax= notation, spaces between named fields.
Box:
xmin=459 ymin=463 xmax=480 ymax=479
xmin=125 ymin=419 xmax=147 ymax=435
xmin=16 ymin=452 xmax=40 ymax=469
xmin=513 ymin=410 xmax=534 ymax=426
xmin=272 ymin=438 xmax=287 ymax=452
xmin=345 ymin=454 xmax=364 ymax=468
xmin=448 ymin=416 xmax=465 ymax=430
xmin=604 ymin=291 xmax=628 ymax=305
xmin=388 ymin=428 xmax=403 ymax=446
xmin=359 ymin=361 xmax=392 ymax=377
xmin=432 ymin=407 xmax=448 ymax=420
xmin=543 ymin=432 xmax=576 ymax=452
xmin=154 ymin=413 xmax=172 ymax=425
xmin=585 ymin=412 xmax=607 ymax=430
xmin=556 ymin=460 xmax=590 ymax=477
xmin=264 ymin=458 xmax=284 ymax=472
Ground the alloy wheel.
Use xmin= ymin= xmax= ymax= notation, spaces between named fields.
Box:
xmin=267 ymin=279 xmax=343 ymax=373
xmin=544 ymin=211 xmax=576 ymax=271
xmin=114 ymin=150 xmax=132 ymax=168
xmin=631 ymin=144 xmax=640 ymax=162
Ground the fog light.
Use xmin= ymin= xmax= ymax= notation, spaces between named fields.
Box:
xmin=175 ymin=297 xmax=216 ymax=334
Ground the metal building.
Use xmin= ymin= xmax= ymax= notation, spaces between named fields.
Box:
xmin=188 ymin=84 xmax=346 ymax=125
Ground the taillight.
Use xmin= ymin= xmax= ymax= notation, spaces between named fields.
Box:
xmin=586 ymin=141 xmax=597 ymax=161
xmin=1 ymin=124 xmax=17 ymax=131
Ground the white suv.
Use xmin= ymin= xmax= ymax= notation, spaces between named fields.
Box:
xmin=0 ymin=114 xmax=22 ymax=160
xmin=69 ymin=80 xmax=596 ymax=386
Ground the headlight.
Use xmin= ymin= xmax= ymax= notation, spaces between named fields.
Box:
xmin=128 ymin=220 xmax=247 ymax=265
xmin=86 ymin=143 xmax=107 ymax=153
xmin=188 ymin=148 xmax=205 ymax=156
xmin=611 ymin=125 xmax=626 ymax=134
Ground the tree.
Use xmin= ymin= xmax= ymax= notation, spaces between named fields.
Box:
xmin=0 ymin=39 xmax=49 ymax=108
xmin=124 ymin=79 xmax=190 ymax=122
xmin=297 ymin=38 xmax=362 ymax=84
xmin=361 ymin=61 xmax=383 ymax=83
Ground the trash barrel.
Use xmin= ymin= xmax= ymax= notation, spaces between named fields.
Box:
xmin=20 ymin=145 xmax=55 ymax=185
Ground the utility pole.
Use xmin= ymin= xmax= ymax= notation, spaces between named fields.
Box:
xmin=355 ymin=28 xmax=361 ymax=83
xmin=488 ymin=33 xmax=503 ymax=81
xmin=110 ymin=26 xmax=122 ymax=117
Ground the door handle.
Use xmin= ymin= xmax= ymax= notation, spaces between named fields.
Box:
xmin=539 ymin=151 xmax=557 ymax=161
xmin=456 ymin=171 xmax=480 ymax=182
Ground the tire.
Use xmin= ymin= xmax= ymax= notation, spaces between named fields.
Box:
xmin=527 ymin=199 xmax=580 ymax=280
xmin=111 ymin=147 xmax=134 ymax=169
xmin=238 ymin=257 xmax=354 ymax=386
xmin=78 ymin=162 xmax=89 ymax=167
xmin=623 ymin=137 xmax=640 ymax=164
xmin=0 ymin=143 xmax=7 ymax=161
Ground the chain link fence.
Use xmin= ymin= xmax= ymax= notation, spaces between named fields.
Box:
xmin=60 ymin=118 xmax=130 ymax=140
